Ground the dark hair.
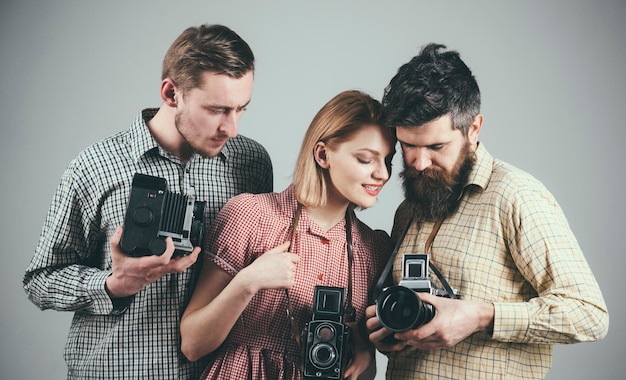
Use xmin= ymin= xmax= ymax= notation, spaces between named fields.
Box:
xmin=162 ymin=24 xmax=255 ymax=93
xmin=382 ymin=43 xmax=480 ymax=134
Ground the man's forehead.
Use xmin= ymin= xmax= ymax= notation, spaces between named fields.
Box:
xmin=396 ymin=118 xmax=459 ymax=142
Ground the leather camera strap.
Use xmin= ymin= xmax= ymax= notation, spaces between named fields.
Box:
xmin=373 ymin=217 xmax=457 ymax=301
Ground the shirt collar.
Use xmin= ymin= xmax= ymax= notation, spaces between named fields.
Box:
xmin=128 ymin=108 xmax=160 ymax=162
xmin=465 ymin=142 xmax=493 ymax=191
xmin=128 ymin=108 xmax=230 ymax=163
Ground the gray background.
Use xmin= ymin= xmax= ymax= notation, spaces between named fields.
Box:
xmin=1 ymin=1 xmax=624 ymax=379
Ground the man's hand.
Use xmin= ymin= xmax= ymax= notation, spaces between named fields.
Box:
xmin=393 ymin=292 xmax=494 ymax=350
xmin=365 ymin=304 xmax=410 ymax=352
xmin=106 ymin=226 xmax=201 ymax=298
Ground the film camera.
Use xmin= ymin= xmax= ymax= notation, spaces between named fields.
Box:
xmin=376 ymin=254 xmax=457 ymax=332
xmin=302 ymin=286 xmax=351 ymax=380
xmin=120 ymin=173 xmax=206 ymax=257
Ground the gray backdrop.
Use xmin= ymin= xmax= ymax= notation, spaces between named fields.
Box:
xmin=1 ymin=1 xmax=624 ymax=379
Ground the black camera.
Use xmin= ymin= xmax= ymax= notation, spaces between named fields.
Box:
xmin=302 ymin=286 xmax=351 ymax=380
xmin=376 ymin=254 xmax=457 ymax=332
xmin=120 ymin=173 xmax=206 ymax=257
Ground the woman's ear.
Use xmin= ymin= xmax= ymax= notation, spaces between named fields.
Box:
xmin=313 ymin=142 xmax=330 ymax=169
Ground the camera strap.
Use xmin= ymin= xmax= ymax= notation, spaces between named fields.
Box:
xmin=285 ymin=203 xmax=355 ymax=350
xmin=373 ymin=217 xmax=458 ymax=301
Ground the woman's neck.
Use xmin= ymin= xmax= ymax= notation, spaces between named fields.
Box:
xmin=305 ymin=200 xmax=349 ymax=232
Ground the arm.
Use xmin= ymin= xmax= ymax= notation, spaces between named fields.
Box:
xmin=491 ymin=185 xmax=609 ymax=344
xmin=366 ymin=181 xmax=608 ymax=350
xmin=23 ymin=166 xmax=201 ymax=314
xmin=180 ymin=242 xmax=295 ymax=361
xmin=23 ymin=168 xmax=117 ymax=314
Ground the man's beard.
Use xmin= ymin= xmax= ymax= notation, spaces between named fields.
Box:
xmin=174 ymin=111 xmax=225 ymax=159
xmin=400 ymin=142 xmax=476 ymax=222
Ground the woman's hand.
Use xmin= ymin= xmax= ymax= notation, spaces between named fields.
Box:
xmin=241 ymin=242 xmax=298 ymax=291
xmin=342 ymin=321 xmax=375 ymax=379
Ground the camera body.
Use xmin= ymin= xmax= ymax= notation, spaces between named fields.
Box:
xmin=302 ymin=286 xmax=351 ymax=380
xmin=376 ymin=254 xmax=456 ymax=332
xmin=120 ymin=173 xmax=206 ymax=258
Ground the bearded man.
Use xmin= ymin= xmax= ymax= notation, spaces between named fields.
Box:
xmin=365 ymin=43 xmax=608 ymax=380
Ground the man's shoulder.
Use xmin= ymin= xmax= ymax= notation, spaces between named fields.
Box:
xmin=226 ymin=135 xmax=269 ymax=155
xmin=61 ymin=129 xmax=137 ymax=190
xmin=223 ymin=135 xmax=272 ymax=171
xmin=490 ymin=158 xmax=548 ymax=195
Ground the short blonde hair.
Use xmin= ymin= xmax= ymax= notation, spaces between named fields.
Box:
xmin=293 ymin=90 xmax=396 ymax=207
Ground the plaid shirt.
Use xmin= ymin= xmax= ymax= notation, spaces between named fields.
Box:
xmin=385 ymin=143 xmax=608 ymax=380
xmin=23 ymin=109 xmax=273 ymax=380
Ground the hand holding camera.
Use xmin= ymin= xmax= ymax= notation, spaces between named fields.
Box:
xmin=391 ymin=292 xmax=495 ymax=350
xmin=120 ymin=173 xmax=206 ymax=258
xmin=365 ymin=251 xmax=495 ymax=351
xmin=106 ymin=226 xmax=201 ymax=299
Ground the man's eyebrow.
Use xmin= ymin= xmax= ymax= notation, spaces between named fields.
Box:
xmin=207 ymin=99 xmax=251 ymax=110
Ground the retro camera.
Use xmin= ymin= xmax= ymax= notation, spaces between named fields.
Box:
xmin=376 ymin=254 xmax=457 ymax=332
xmin=302 ymin=286 xmax=351 ymax=380
xmin=120 ymin=173 xmax=206 ymax=257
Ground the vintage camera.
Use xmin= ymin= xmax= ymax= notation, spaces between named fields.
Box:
xmin=302 ymin=286 xmax=351 ymax=380
xmin=120 ymin=173 xmax=206 ymax=257
xmin=376 ymin=254 xmax=457 ymax=332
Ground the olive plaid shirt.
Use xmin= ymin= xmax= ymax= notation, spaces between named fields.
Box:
xmin=23 ymin=109 xmax=273 ymax=379
xmin=385 ymin=143 xmax=608 ymax=379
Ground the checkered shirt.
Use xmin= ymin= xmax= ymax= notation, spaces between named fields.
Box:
xmin=23 ymin=109 xmax=273 ymax=379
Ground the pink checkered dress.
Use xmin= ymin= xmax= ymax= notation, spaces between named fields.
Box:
xmin=200 ymin=186 xmax=393 ymax=379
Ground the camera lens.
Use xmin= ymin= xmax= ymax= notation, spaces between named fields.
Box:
xmin=133 ymin=206 xmax=154 ymax=226
xmin=316 ymin=324 xmax=335 ymax=342
xmin=310 ymin=342 xmax=337 ymax=369
xmin=376 ymin=285 xmax=433 ymax=332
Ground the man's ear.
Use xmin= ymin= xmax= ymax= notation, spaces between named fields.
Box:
xmin=468 ymin=114 xmax=483 ymax=146
xmin=313 ymin=142 xmax=330 ymax=169
xmin=160 ymin=78 xmax=179 ymax=107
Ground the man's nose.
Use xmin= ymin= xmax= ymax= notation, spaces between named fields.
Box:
xmin=219 ymin=112 xmax=239 ymax=137
xmin=411 ymin=149 xmax=431 ymax=172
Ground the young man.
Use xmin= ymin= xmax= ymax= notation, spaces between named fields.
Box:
xmin=23 ymin=24 xmax=273 ymax=379
xmin=365 ymin=43 xmax=608 ymax=379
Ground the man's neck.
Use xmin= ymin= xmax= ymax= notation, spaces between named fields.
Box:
xmin=146 ymin=105 xmax=192 ymax=162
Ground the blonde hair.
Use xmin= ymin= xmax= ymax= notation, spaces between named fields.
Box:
xmin=293 ymin=90 xmax=395 ymax=207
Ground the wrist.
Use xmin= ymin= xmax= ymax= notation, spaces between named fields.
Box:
xmin=105 ymin=274 xmax=126 ymax=298
xmin=479 ymin=302 xmax=495 ymax=333
xmin=232 ymin=267 xmax=259 ymax=296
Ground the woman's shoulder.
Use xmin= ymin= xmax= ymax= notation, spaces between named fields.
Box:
xmin=221 ymin=188 xmax=296 ymax=220
xmin=352 ymin=216 xmax=392 ymax=249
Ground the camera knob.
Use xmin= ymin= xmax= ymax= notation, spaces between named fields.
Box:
xmin=133 ymin=206 xmax=154 ymax=226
